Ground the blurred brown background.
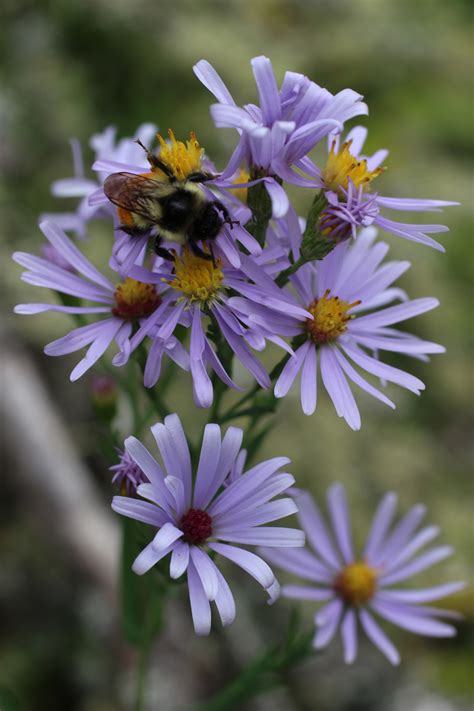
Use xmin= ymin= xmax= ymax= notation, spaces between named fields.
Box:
xmin=1 ymin=1 xmax=472 ymax=709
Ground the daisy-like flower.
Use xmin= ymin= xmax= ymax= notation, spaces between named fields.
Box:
xmin=110 ymin=448 xmax=148 ymax=496
xmin=312 ymin=126 xmax=458 ymax=251
xmin=124 ymin=246 xmax=309 ymax=407
xmin=13 ymin=220 xmax=188 ymax=381
xmin=42 ymin=124 xmax=157 ymax=239
xmin=193 ymin=56 xmax=368 ymax=217
xmin=239 ymin=227 xmax=444 ymax=430
xmin=112 ymin=414 xmax=304 ymax=635
xmin=261 ymin=485 xmax=464 ymax=665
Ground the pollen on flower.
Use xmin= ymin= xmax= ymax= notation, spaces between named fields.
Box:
xmin=156 ymin=129 xmax=204 ymax=181
xmin=323 ymin=140 xmax=385 ymax=193
xmin=232 ymin=168 xmax=250 ymax=203
xmin=334 ymin=561 xmax=378 ymax=606
xmin=181 ymin=508 xmax=213 ymax=545
xmin=305 ymin=289 xmax=360 ymax=344
xmin=167 ymin=248 xmax=224 ymax=303
xmin=112 ymin=278 xmax=162 ymax=319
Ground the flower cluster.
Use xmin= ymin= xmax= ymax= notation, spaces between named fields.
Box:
xmin=13 ymin=56 xmax=462 ymax=658
xmin=13 ymin=87 xmax=453 ymax=423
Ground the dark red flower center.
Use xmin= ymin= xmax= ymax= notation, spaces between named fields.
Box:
xmin=112 ymin=278 xmax=161 ymax=320
xmin=181 ymin=508 xmax=213 ymax=545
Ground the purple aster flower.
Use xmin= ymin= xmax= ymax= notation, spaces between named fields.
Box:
xmin=112 ymin=414 xmax=304 ymax=635
xmin=193 ymin=56 xmax=368 ymax=216
xmin=261 ymin=485 xmax=464 ymax=665
xmin=124 ymin=247 xmax=309 ymax=408
xmin=13 ymin=220 xmax=187 ymax=381
xmin=311 ymin=126 xmax=458 ymax=251
xmin=42 ymin=125 xmax=157 ymax=239
xmin=247 ymin=227 xmax=444 ymax=430
xmin=110 ymin=447 xmax=148 ymax=495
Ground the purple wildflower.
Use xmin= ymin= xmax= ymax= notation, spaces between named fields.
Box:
xmin=124 ymin=247 xmax=309 ymax=408
xmin=313 ymin=126 xmax=458 ymax=251
xmin=261 ymin=485 xmax=464 ymax=665
xmin=249 ymin=227 xmax=444 ymax=430
xmin=110 ymin=448 xmax=148 ymax=495
xmin=42 ymin=125 xmax=157 ymax=240
xmin=112 ymin=414 xmax=304 ymax=635
xmin=13 ymin=220 xmax=187 ymax=381
xmin=193 ymin=56 xmax=368 ymax=217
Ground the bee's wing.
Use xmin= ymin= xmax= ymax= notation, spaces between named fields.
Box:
xmin=103 ymin=172 xmax=169 ymax=221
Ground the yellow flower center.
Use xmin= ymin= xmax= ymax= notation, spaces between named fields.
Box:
xmin=156 ymin=129 xmax=204 ymax=181
xmin=112 ymin=278 xmax=161 ymax=320
xmin=322 ymin=140 xmax=385 ymax=193
xmin=334 ymin=562 xmax=378 ymax=606
xmin=232 ymin=168 xmax=250 ymax=203
xmin=305 ymin=289 xmax=360 ymax=344
xmin=167 ymin=249 xmax=224 ymax=303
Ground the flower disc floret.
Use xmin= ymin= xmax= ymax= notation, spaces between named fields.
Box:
xmin=334 ymin=562 xmax=377 ymax=605
xmin=167 ymin=249 xmax=224 ymax=303
xmin=181 ymin=509 xmax=213 ymax=545
xmin=157 ymin=129 xmax=204 ymax=180
xmin=112 ymin=278 xmax=162 ymax=319
xmin=305 ymin=290 xmax=360 ymax=344
xmin=323 ymin=139 xmax=384 ymax=193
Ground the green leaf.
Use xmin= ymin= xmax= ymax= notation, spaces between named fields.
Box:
xmin=121 ymin=518 xmax=165 ymax=646
xmin=0 ymin=687 xmax=22 ymax=711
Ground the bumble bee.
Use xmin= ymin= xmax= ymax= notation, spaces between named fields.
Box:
xmin=103 ymin=140 xmax=237 ymax=263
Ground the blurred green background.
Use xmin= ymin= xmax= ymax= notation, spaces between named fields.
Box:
xmin=1 ymin=0 xmax=472 ymax=709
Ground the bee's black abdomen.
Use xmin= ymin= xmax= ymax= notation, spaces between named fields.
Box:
xmin=188 ymin=203 xmax=223 ymax=245
xmin=160 ymin=190 xmax=196 ymax=231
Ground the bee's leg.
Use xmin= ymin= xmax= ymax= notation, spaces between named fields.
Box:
xmin=212 ymin=199 xmax=239 ymax=229
xmin=190 ymin=241 xmax=213 ymax=262
xmin=187 ymin=171 xmax=219 ymax=183
xmin=209 ymin=241 xmax=217 ymax=268
xmin=153 ymin=235 xmax=174 ymax=262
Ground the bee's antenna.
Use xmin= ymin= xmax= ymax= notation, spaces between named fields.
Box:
xmin=135 ymin=138 xmax=151 ymax=156
xmin=136 ymin=139 xmax=175 ymax=180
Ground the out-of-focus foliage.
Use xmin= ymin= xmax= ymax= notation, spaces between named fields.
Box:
xmin=1 ymin=1 xmax=472 ymax=709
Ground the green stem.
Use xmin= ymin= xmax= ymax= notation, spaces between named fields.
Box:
xmin=206 ymin=314 xmax=234 ymax=423
xmin=134 ymin=640 xmax=152 ymax=711
xmin=246 ymin=170 xmax=274 ymax=246
xmin=276 ymin=191 xmax=333 ymax=287
xmin=195 ymin=622 xmax=315 ymax=711
xmin=136 ymin=345 xmax=171 ymax=422
xmin=275 ymin=254 xmax=307 ymax=287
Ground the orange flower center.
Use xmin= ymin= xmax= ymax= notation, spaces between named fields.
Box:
xmin=334 ymin=562 xmax=378 ymax=605
xmin=305 ymin=289 xmax=360 ymax=344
